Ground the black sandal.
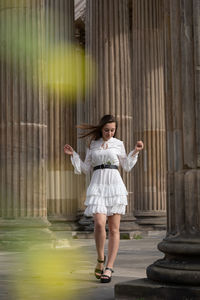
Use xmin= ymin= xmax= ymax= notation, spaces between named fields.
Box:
xmin=100 ymin=267 xmax=114 ymax=283
xmin=94 ymin=255 xmax=106 ymax=279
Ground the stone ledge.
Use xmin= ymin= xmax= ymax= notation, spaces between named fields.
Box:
xmin=72 ymin=231 xmax=143 ymax=240
xmin=72 ymin=231 xmax=94 ymax=239
xmin=115 ymin=278 xmax=200 ymax=300
xmin=71 ymin=230 xmax=166 ymax=240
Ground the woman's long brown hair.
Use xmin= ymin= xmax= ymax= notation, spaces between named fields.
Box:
xmin=77 ymin=115 xmax=118 ymax=146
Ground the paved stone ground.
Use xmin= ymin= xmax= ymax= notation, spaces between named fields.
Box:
xmin=0 ymin=231 xmax=165 ymax=300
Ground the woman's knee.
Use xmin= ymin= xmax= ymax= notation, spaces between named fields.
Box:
xmin=94 ymin=220 xmax=106 ymax=232
xmin=107 ymin=214 xmax=121 ymax=236
xmin=109 ymin=226 xmax=120 ymax=236
xmin=94 ymin=214 xmax=106 ymax=231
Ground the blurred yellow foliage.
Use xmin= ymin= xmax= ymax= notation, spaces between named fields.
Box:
xmin=14 ymin=248 xmax=87 ymax=300
xmin=0 ymin=8 xmax=96 ymax=100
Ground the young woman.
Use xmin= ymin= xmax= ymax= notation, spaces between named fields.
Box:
xmin=64 ymin=115 xmax=144 ymax=283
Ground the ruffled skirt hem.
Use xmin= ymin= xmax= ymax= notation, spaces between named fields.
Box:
xmin=84 ymin=204 xmax=126 ymax=217
xmin=84 ymin=195 xmax=127 ymax=206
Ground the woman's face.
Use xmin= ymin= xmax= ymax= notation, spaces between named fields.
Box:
xmin=102 ymin=122 xmax=116 ymax=141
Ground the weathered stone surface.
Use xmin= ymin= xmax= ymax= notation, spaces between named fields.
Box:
xmin=116 ymin=0 xmax=200 ymax=297
xmin=131 ymin=0 xmax=167 ymax=226
xmin=0 ymin=218 xmax=55 ymax=251
xmin=115 ymin=278 xmax=200 ymax=300
xmin=194 ymin=0 xmax=200 ymax=168
xmin=0 ymin=1 xmax=55 ymax=249
xmin=147 ymin=170 xmax=200 ymax=285
xmin=71 ymin=230 xmax=145 ymax=240
xmin=0 ymin=0 xmax=47 ymax=219
xmin=45 ymin=0 xmax=78 ymax=223
xmin=147 ymin=0 xmax=200 ymax=286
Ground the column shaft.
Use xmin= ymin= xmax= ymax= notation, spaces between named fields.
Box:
xmin=76 ymin=44 xmax=88 ymax=216
xmin=131 ymin=0 xmax=167 ymax=225
xmin=0 ymin=0 xmax=56 ymax=249
xmin=85 ymin=0 xmax=134 ymax=220
xmin=194 ymin=0 xmax=200 ymax=168
xmin=45 ymin=0 xmax=78 ymax=224
xmin=0 ymin=0 xmax=47 ymax=219
xmin=147 ymin=0 xmax=200 ymax=285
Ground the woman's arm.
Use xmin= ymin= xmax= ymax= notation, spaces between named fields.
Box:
xmin=118 ymin=141 xmax=144 ymax=172
xmin=64 ymin=144 xmax=92 ymax=175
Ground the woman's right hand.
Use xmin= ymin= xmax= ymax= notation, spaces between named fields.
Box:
xmin=64 ymin=144 xmax=74 ymax=155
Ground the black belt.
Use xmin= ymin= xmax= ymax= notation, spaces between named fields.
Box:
xmin=93 ymin=164 xmax=118 ymax=171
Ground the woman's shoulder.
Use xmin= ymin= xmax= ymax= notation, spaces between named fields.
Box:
xmin=111 ymin=137 xmax=123 ymax=145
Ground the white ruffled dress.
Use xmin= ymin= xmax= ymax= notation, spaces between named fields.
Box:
xmin=71 ymin=137 xmax=139 ymax=216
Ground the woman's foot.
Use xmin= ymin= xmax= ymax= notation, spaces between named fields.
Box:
xmin=100 ymin=267 xmax=114 ymax=283
xmin=94 ymin=256 xmax=106 ymax=279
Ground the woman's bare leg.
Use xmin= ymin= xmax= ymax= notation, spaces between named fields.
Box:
xmin=94 ymin=213 xmax=107 ymax=276
xmin=101 ymin=214 xmax=121 ymax=278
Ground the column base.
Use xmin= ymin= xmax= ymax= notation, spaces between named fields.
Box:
xmin=48 ymin=217 xmax=80 ymax=231
xmin=115 ymin=278 xmax=200 ymax=300
xmin=74 ymin=215 xmax=165 ymax=232
xmin=0 ymin=218 xmax=56 ymax=251
xmin=78 ymin=215 xmax=94 ymax=231
xmin=134 ymin=211 xmax=166 ymax=230
xmin=147 ymin=260 xmax=200 ymax=286
xmin=135 ymin=217 xmax=166 ymax=231
xmin=146 ymin=236 xmax=200 ymax=285
xmin=120 ymin=215 xmax=140 ymax=231
xmin=73 ymin=215 xmax=140 ymax=232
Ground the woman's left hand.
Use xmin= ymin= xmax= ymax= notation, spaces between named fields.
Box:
xmin=132 ymin=140 xmax=144 ymax=156
xmin=135 ymin=140 xmax=144 ymax=152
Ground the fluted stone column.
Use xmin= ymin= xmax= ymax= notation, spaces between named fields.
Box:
xmin=115 ymin=1 xmax=200 ymax=298
xmin=76 ymin=31 xmax=89 ymax=229
xmin=0 ymin=0 xmax=54 ymax=248
xmin=85 ymin=0 xmax=137 ymax=229
xmin=194 ymin=0 xmax=200 ymax=167
xmin=147 ymin=0 xmax=200 ymax=287
xmin=131 ymin=0 xmax=167 ymax=227
xmin=45 ymin=0 xmax=79 ymax=230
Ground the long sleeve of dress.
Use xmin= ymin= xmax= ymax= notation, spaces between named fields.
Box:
xmin=70 ymin=148 xmax=92 ymax=175
xmin=118 ymin=142 xmax=139 ymax=172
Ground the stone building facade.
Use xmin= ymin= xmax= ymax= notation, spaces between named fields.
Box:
xmin=1 ymin=0 xmax=200 ymax=294
xmin=0 ymin=0 xmax=199 ymax=250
